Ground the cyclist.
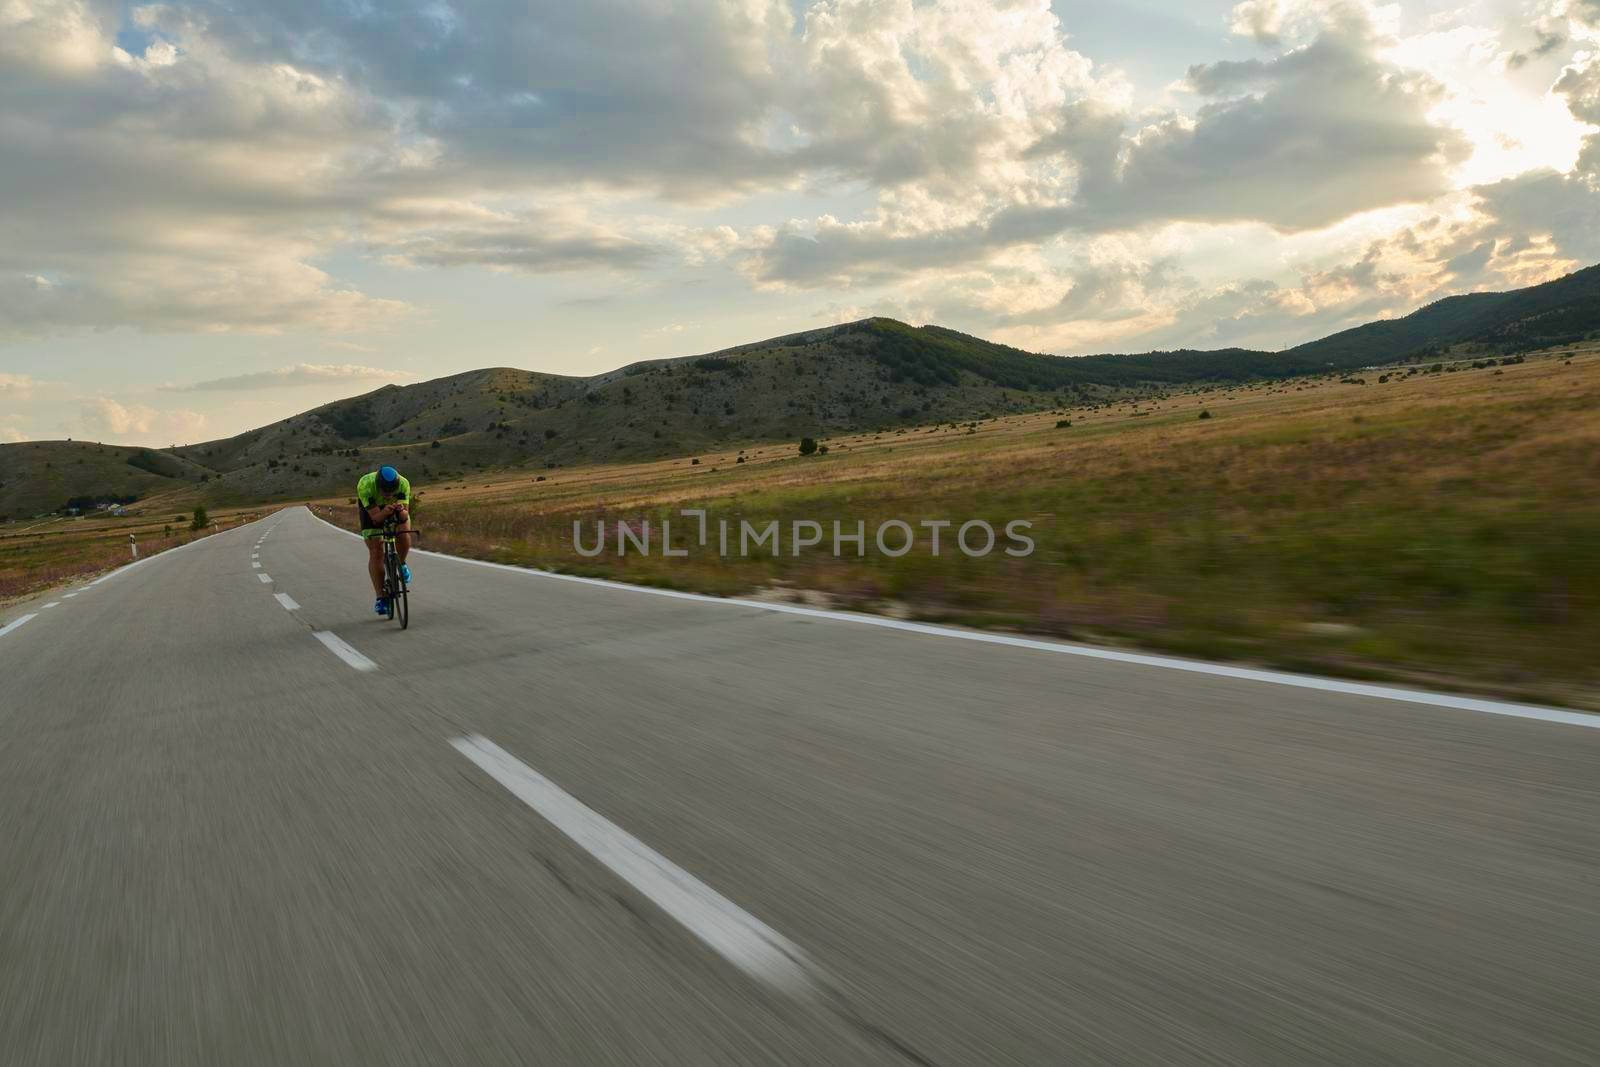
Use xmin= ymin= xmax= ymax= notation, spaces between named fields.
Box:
xmin=356 ymin=465 xmax=413 ymax=615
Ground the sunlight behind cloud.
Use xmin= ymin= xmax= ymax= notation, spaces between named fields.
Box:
xmin=1386 ymin=25 xmax=1595 ymax=186
xmin=0 ymin=0 xmax=1596 ymax=443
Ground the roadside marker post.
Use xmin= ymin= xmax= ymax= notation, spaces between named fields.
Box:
xmin=129 ymin=534 xmax=138 ymax=559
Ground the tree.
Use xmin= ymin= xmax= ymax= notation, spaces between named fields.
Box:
xmin=798 ymin=437 xmax=819 ymax=456
xmin=190 ymin=505 xmax=208 ymax=530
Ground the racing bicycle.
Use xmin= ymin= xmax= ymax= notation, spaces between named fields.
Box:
xmin=379 ymin=519 xmax=418 ymax=629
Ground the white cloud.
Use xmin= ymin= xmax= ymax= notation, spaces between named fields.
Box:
xmin=740 ymin=3 xmax=1479 ymax=290
xmin=368 ymin=201 xmax=659 ymax=273
xmin=163 ymin=363 xmax=416 ymax=392
xmin=0 ymin=0 xmax=107 ymax=75
xmin=1230 ymin=0 xmax=1284 ymax=44
xmin=79 ymin=397 xmax=206 ymax=444
xmin=0 ymin=373 xmax=39 ymax=400
xmin=81 ymin=398 xmax=155 ymax=437
xmin=0 ymin=0 xmax=1595 ymax=365
xmin=1091 ymin=24 xmax=1469 ymax=230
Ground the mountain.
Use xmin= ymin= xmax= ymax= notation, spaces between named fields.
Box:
xmin=0 ymin=441 xmax=214 ymax=522
xmin=3 ymin=263 xmax=1597 ymax=517
xmin=1283 ymin=262 xmax=1600 ymax=367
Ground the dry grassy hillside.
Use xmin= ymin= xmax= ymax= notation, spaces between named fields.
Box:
xmin=12 ymin=266 xmax=1599 ymax=516
xmin=166 ymin=320 xmax=1108 ymax=502
xmin=0 ymin=440 xmax=212 ymax=522
xmin=310 ymin=341 xmax=1600 ymax=708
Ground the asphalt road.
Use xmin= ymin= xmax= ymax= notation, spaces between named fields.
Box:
xmin=2 ymin=507 xmax=1597 ymax=1065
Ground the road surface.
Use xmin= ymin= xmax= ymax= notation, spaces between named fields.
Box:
xmin=2 ymin=507 xmax=1597 ymax=1064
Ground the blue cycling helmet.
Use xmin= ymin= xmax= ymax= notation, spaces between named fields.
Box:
xmin=377 ymin=465 xmax=400 ymax=491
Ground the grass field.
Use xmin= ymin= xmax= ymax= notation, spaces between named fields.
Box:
xmin=0 ymin=504 xmax=267 ymax=602
xmin=309 ymin=344 xmax=1600 ymax=708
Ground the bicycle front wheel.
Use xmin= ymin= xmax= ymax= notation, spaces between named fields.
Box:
xmin=384 ymin=549 xmax=400 ymax=620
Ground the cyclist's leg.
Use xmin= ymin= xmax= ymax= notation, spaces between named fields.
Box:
xmin=394 ymin=519 xmax=412 ymax=563
xmin=366 ymin=535 xmax=385 ymax=595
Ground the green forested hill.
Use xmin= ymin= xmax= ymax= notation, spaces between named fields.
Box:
xmin=1284 ymin=262 xmax=1600 ymax=366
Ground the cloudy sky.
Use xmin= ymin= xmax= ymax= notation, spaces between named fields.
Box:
xmin=2 ymin=0 xmax=1598 ymax=445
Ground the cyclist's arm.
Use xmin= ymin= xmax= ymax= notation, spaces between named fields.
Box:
xmin=356 ymin=476 xmax=378 ymax=518
xmin=386 ymin=477 xmax=414 ymax=523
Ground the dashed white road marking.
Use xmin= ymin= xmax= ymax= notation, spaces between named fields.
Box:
xmin=451 ymin=733 xmax=816 ymax=994
xmin=313 ymin=631 xmax=375 ymax=672
xmin=252 ymin=562 xmax=262 ymax=569
xmin=42 ymin=602 xmax=59 ymax=610
xmin=62 ymin=593 xmax=78 ymax=599
xmin=274 ymin=593 xmax=300 ymax=611
xmin=0 ymin=614 xmax=38 ymax=639
xmin=257 ymin=573 xmax=272 ymax=584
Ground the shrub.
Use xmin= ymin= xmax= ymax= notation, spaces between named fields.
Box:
xmin=190 ymin=505 xmax=208 ymax=530
xmin=1056 ymin=419 xmax=1072 ymax=428
xmin=1199 ymin=410 xmax=1212 ymax=420
xmin=798 ymin=437 xmax=819 ymax=456
xmin=544 ymin=428 xmax=558 ymax=439
xmin=818 ymin=445 xmax=829 ymax=454
xmin=431 ymin=440 xmax=440 ymax=449
xmin=691 ymin=458 xmax=701 ymax=466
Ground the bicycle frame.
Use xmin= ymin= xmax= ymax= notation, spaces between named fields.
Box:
xmin=378 ymin=522 xmax=420 ymax=630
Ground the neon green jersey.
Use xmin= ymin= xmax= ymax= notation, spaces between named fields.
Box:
xmin=356 ymin=470 xmax=412 ymax=509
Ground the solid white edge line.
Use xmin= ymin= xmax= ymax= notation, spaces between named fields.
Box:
xmin=313 ymin=630 xmax=375 ymax=672
xmin=257 ymin=573 xmax=272 ymax=583
xmin=302 ymin=509 xmax=1598 ymax=730
xmin=274 ymin=592 xmax=301 ymax=611
xmin=0 ymin=614 xmax=38 ymax=639
xmin=450 ymin=734 xmax=816 ymax=994
xmin=90 ymin=556 xmax=152 ymax=585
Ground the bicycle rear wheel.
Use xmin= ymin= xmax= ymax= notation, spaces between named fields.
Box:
xmin=395 ymin=585 xmax=408 ymax=629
